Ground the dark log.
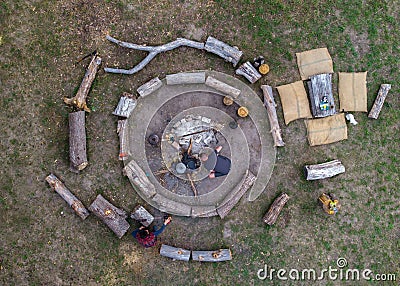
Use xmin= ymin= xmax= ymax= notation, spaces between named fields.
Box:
xmin=123 ymin=160 xmax=157 ymax=198
xmin=69 ymin=111 xmax=88 ymax=172
xmin=192 ymin=249 xmax=232 ymax=262
xmin=304 ymin=159 xmax=345 ymax=180
xmin=205 ymin=76 xmax=241 ymax=99
xmin=261 ymin=85 xmax=285 ymax=147
xmin=130 ymin=205 xmax=154 ymax=227
xmin=137 ymin=77 xmax=163 ymax=97
xmin=64 ymin=54 xmax=102 ymax=112
xmin=368 ymin=84 xmax=392 ymax=119
xmin=160 ymin=245 xmax=191 ymax=261
xmin=105 ymin=36 xmax=204 ymax=74
xmin=88 ymin=194 xmax=130 ymax=239
xmin=235 ymin=61 xmax=261 ymax=84
xmin=117 ymin=120 xmax=129 ymax=160
xmin=112 ymin=92 xmax=137 ymax=118
xmin=204 ymin=36 xmax=242 ymax=67
xmin=45 ymin=174 xmax=89 ymax=220
xmin=307 ymin=73 xmax=336 ymax=118
xmin=263 ymin=193 xmax=290 ymax=226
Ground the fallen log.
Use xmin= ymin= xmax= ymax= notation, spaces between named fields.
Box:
xmin=235 ymin=61 xmax=261 ymax=84
xmin=205 ymin=36 xmax=242 ymax=67
xmin=368 ymin=84 xmax=392 ymax=119
xmin=45 ymin=174 xmax=89 ymax=220
xmin=130 ymin=205 xmax=154 ymax=227
xmin=166 ymin=72 xmax=206 ymax=85
xmin=105 ymin=35 xmax=204 ymax=74
xmin=160 ymin=244 xmax=191 ymax=261
xmin=112 ymin=92 xmax=137 ymax=118
xmin=261 ymin=85 xmax=285 ymax=147
xmin=263 ymin=193 xmax=290 ymax=226
xmin=137 ymin=77 xmax=163 ymax=97
xmin=192 ymin=249 xmax=232 ymax=262
xmin=123 ymin=159 xmax=157 ymax=198
xmin=64 ymin=53 xmax=102 ymax=112
xmin=69 ymin=111 xmax=88 ymax=172
xmin=117 ymin=120 xmax=129 ymax=160
xmin=205 ymin=76 xmax=241 ymax=98
xmin=88 ymin=194 xmax=130 ymax=239
xmin=304 ymin=159 xmax=345 ymax=180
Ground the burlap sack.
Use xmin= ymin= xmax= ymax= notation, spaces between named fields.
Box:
xmin=338 ymin=72 xmax=368 ymax=112
xmin=305 ymin=113 xmax=347 ymax=146
xmin=296 ymin=48 xmax=334 ymax=80
xmin=276 ymin=81 xmax=312 ymax=125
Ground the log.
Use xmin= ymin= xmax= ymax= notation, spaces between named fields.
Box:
xmin=192 ymin=249 xmax=232 ymax=262
xmin=166 ymin=72 xmax=206 ymax=85
xmin=160 ymin=245 xmax=191 ymax=261
xmin=123 ymin=160 xmax=157 ymax=198
xmin=130 ymin=205 xmax=154 ymax=227
xmin=261 ymin=85 xmax=285 ymax=147
xmin=368 ymin=84 xmax=392 ymax=119
xmin=204 ymin=36 xmax=243 ymax=67
xmin=112 ymin=92 xmax=137 ymax=118
xmin=117 ymin=120 xmax=130 ymax=160
xmin=304 ymin=159 xmax=345 ymax=180
xmin=105 ymin=35 xmax=204 ymax=74
xmin=69 ymin=111 xmax=88 ymax=172
xmin=88 ymin=194 xmax=130 ymax=239
xmin=307 ymin=73 xmax=336 ymax=118
xmin=45 ymin=174 xmax=89 ymax=220
xmin=263 ymin=193 xmax=290 ymax=226
xmin=235 ymin=61 xmax=261 ymax=84
xmin=64 ymin=53 xmax=102 ymax=112
xmin=137 ymin=77 xmax=163 ymax=97
xmin=205 ymin=76 xmax=241 ymax=99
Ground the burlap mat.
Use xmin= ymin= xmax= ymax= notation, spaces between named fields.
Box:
xmin=276 ymin=81 xmax=312 ymax=125
xmin=305 ymin=113 xmax=347 ymax=146
xmin=338 ymin=72 xmax=368 ymax=112
xmin=296 ymin=48 xmax=334 ymax=80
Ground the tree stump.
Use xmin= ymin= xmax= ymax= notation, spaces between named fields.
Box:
xmin=45 ymin=174 xmax=89 ymax=220
xmin=88 ymin=194 xmax=130 ymax=239
xmin=304 ymin=159 xmax=345 ymax=180
xmin=192 ymin=249 xmax=232 ymax=262
xmin=112 ymin=92 xmax=137 ymax=118
xmin=130 ymin=205 xmax=154 ymax=227
xmin=63 ymin=53 xmax=102 ymax=112
xmin=235 ymin=61 xmax=261 ymax=84
xmin=368 ymin=84 xmax=392 ymax=119
xmin=263 ymin=193 xmax=290 ymax=226
xmin=160 ymin=245 xmax=191 ymax=261
xmin=69 ymin=111 xmax=88 ymax=172
xmin=204 ymin=36 xmax=243 ymax=67
xmin=261 ymin=85 xmax=285 ymax=147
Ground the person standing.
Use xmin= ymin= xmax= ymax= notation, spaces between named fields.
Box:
xmin=131 ymin=216 xmax=172 ymax=248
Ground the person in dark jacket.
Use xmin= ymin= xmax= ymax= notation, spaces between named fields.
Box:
xmin=131 ymin=216 xmax=171 ymax=248
xmin=200 ymin=146 xmax=231 ymax=178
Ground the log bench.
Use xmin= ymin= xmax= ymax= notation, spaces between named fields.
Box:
xmin=205 ymin=76 xmax=241 ymax=99
xmin=137 ymin=77 xmax=163 ymax=97
xmin=130 ymin=205 xmax=154 ymax=227
xmin=160 ymin=245 xmax=191 ymax=261
xmin=192 ymin=249 xmax=232 ymax=262
xmin=123 ymin=160 xmax=157 ymax=198
xmin=304 ymin=159 xmax=345 ymax=180
xmin=307 ymin=73 xmax=336 ymax=118
xmin=204 ymin=36 xmax=242 ymax=67
xmin=263 ymin=193 xmax=290 ymax=226
xmin=166 ymin=72 xmax=206 ymax=85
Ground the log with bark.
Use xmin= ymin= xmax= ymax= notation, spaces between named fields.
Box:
xmin=160 ymin=245 xmax=191 ymax=261
xmin=45 ymin=174 xmax=89 ymax=220
xmin=166 ymin=72 xmax=206 ymax=85
xmin=204 ymin=36 xmax=243 ymax=67
xmin=192 ymin=249 xmax=232 ymax=262
xmin=113 ymin=92 xmax=137 ymax=118
xmin=104 ymin=35 xmax=204 ymax=74
xmin=137 ymin=77 xmax=163 ymax=97
xmin=88 ymin=194 xmax=130 ymax=239
xmin=123 ymin=159 xmax=157 ymax=198
xmin=117 ymin=119 xmax=130 ymax=160
xmin=304 ymin=159 xmax=345 ymax=180
xmin=205 ymin=76 xmax=241 ymax=98
xmin=307 ymin=73 xmax=336 ymax=118
xmin=64 ymin=53 xmax=102 ymax=112
xmin=261 ymin=85 xmax=285 ymax=147
xmin=368 ymin=84 xmax=392 ymax=119
xmin=263 ymin=193 xmax=290 ymax=226
xmin=130 ymin=205 xmax=154 ymax=227
xmin=69 ymin=111 xmax=88 ymax=172
xmin=235 ymin=61 xmax=261 ymax=84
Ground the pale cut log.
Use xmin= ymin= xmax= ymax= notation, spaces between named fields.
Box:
xmin=123 ymin=160 xmax=157 ymax=198
xmin=113 ymin=92 xmax=137 ymax=118
xmin=205 ymin=76 xmax=241 ymax=98
xmin=88 ymin=194 xmax=130 ymax=239
xmin=235 ymin=61 xmax=261 ymax=84
xmin=117 ymin=120 xmax=129 ymax=160
xmin=69 ymin=111 xmax=88 ymax=172
xmin=160 ymin=245 xmax=191 ymax=261
xmin=261 ymin=85 xmax=285 ymax=147
xmin=263 ymin=193 xmax=290 ymax=226
xmin=192 ymin=249 xmax=232 ymax=262
xmin=130 ymin=205 xmax=154 ymax=227
xmin=45 ymin=174 xmax=89 ymax=220
xmin=64 ymin=54 xmax=102 ymax=112
xmin=217 ymin=171 xmax=256 ymax=219
xmin=166 ymin=72 xmax=206 ymax=85
xmin=105 ymin=35 xmax=204 ymax=74
xmin=304 ymin=159 xmax=345 ymax=180
xmin=204 ymin=36 xmax=243 ymax=67
xmin=137 ymin=77 xmax=162 ymax=97
xmin=368 ymin=84 xmax=392 ymax=119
